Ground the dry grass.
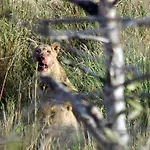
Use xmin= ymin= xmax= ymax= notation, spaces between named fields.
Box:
xmin=0 ymin=0 xmax=149 ymax=149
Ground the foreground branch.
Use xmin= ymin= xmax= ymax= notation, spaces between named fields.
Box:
xmin=115 ymin=73 xmax=150 ymax=89
xmin=40 ymin=76 xmax=122 ymax=149
xmin=67 ymin=0 xmax=99 ymax=15
xmin=67 ymin=0 xmax=119 ymax=15
xmin=99 ymin=0 xmax=129 ymax=149
xmin=76 ymin=91 xmax=104 ymax=102
xmin=48 ymin=30 xmax=109 ymax=42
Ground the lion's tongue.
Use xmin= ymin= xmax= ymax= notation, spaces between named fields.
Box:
xmin=38 ymin=66 xmax=44 ymax=71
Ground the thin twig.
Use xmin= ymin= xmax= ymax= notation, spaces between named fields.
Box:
xmin=38 ymin=16 xmax=127 ymax=24
xmin=38 ymin=16 xmax=150 ymax=30
xmin=62 ymin=58 xmax=105 ymax=83
xmin=139 ymin=92 xmax=150 ymax=98
xmin=125 ymin=92 xmax=150 ymax=101
xmin=115 ymin=73 xmax=150 ymax=89
xmin=76 ymin=91 xmax=104 ymax=100
xmin=67 ymin=0 xmax=99 ymax=15
xmin=41 ymin=28 xmax=109 ymax=42
xmin=124 ymin=65 xmax=141 ymax=76
xmin=67 ymin=0 xmax=119 ymax=15
xmin=131 ymin=17 xmax=150 ymax=28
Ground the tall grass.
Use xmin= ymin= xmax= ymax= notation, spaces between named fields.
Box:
xmin=0 ymin=0 xmax=149 ymax=149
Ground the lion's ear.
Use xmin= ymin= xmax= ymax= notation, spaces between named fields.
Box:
xmin=51 ymin=42 xmax=60 ymax=53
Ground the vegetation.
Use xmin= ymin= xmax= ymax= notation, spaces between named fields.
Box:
xmin=0 ymin=0 xmax=149 ymax=149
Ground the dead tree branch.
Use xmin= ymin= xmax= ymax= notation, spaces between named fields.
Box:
xmin=67 ymin=0 xmax=119 ymax=15
xmin=98 ymin=0 xmax=129 ymax=149
xmin=67 ymin=0 xmax=99 ymax=15
xmin=115 ymin=73 xmax=150 ymax=89
xmin=125 ymin=92 xmax=150 ymax=101
xmin=130 ymin=17 xmax=150 ymax=28
xmin=47 ymin=29 xmax=109 ymax=42
xmin=39 ymin=76 xmax=120 ymax=149
xmin=37 ymin=16 xmax=127 ymax=24
xmin=37 ymin=16 xmax=150 ymax=30
xmin=76 ymin=91 xmax=104 ymax=101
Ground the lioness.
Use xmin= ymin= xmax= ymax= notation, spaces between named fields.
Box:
xmin=32 ymin=42 xmax=77 ymax=102
xmin=36 ymin=102 xmax=83 ymax=150
xmin=32 ymin=42 xmax=78 ymax=120
xmin=32 ymin=43 xmax=83 ymax=149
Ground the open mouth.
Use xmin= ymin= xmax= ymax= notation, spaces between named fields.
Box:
xmin=38 ymin=62 xmax=48 ymax=71
xmin=37 ymin=57 xmax=48 ymax=72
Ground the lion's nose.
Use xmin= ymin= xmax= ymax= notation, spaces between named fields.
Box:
xmin=35 ymin=48 xmax=41 ymax=53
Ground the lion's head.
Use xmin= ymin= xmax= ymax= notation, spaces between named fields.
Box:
xmin=40 ymin=102 xmax=78 ymax=130
xmin=33 ymin=43 xmax=60 ymax=73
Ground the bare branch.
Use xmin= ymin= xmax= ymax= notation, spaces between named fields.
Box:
xmin=124 ymin=65 xmax=141 ymax=76
xmin=76 ymin=91 xmax=104 ymax=102
xmin=37 ymin=16 xmax=150 ymax=33
xmin=39 ymin=76 xmax=117 ymax=149
xmin=37 ymin=16 xmax=150 ymax=41
xmin=37 ymin=16 xmax=126 ymax=24
xmin=50 ymin=32 xmax=109 ymax=43
xmin=139 ymin=92 xmax=150 ymax=98
xmin=99 ymin=0 xmax=129 ymax=148
xmin=115 ymin=73 xmax=150 ymax=89
xmin=5 ymin=10 xmax=150 ymax=34
xmin=67 ymin=0 xmax=119 ymax=15
xmin=67 ymin=0 xmax=99 ymax=15
xmin=39 ymin=28 xmax=109 ymax=42
xmin=130 ymin=17 xmax=150 ymax=28
xmin=125 ymin=92 xmax=150 ymax=101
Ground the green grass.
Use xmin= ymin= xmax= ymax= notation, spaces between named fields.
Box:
xmin=0 ymin=0 xmax=149 ymax=149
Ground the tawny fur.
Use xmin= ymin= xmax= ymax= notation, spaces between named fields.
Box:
xmin=33 ymin=42 xmax=77 ymax=102
xmin=32 ymin=42 xmax=77 ymax=121
xmin=36 ymin=103 xmax=83 ymax=150
xmin=32 ymin=43 xmax=83 ymax=149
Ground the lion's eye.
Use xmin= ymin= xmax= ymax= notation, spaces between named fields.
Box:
xmin=47 ymin=50 xmax=51 ymax=53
